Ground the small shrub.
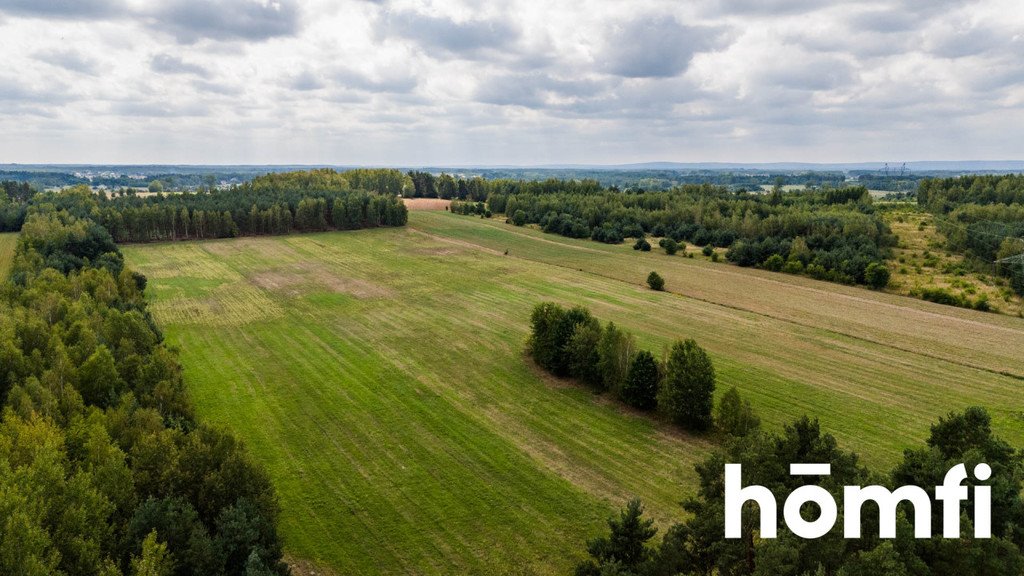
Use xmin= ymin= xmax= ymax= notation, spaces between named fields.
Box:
xmin=782 ymin=259 xmax=804 ymax=274
xmin=633 ymin=238 xmax=651 ymax=252
xmin=762 ymin=254 xmax=784 ymax=272
xmin=710 ymin=252 xmax=719 ymax=262
xmin=864 ymin=262 xmax=890 ymax=289
xmin=702 ymin=245 xmax=714 ymax=257
xmin=646 ymin=271 xmax=665 ymax=291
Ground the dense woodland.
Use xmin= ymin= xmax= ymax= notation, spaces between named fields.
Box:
xmin=482 ymin=183 xmax=896 ymax=288
xmin=918 ymin=174 xmax=1024 ymax=296
xmin=2 ymin=169 xmax=409 ymax=244
xmin=576 ymin=407 xmax=1024 ymax=576
xmin=0 ymin=191 xmax=287 ymax=574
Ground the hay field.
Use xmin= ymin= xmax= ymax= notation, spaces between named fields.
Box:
xmin=123 ymin=212 xmax=1024 ymax=574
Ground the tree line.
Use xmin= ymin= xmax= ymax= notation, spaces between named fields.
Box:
xmin=496 ymin=184 xmax=896 ymax=288
xmin=91 ymin=169 xmax=408 ymax=243
xmin=576 ymin=406 xmax=1024 ymax=576
xmin=527 ymin=302 xmax=759 ymax=434
xmin=0 ymin=191 xmax=287 ymax=574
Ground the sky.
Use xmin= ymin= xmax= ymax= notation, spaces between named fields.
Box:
xmin=1 ymin=0 xmax=1023 ymax=165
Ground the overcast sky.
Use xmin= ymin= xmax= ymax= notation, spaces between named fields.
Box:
xmin=1 ymin=0 xmax=1022 ymax=165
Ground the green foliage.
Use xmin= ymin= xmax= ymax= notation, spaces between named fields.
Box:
xmin=575 ymin=499 xmax=658 ymax=576
xmin=864 ymin=262 xmax=890 ymax=289
xmin=527 ymin=303 xmax=597 ymax=377
xmin=762 ymin=253 xmax=784 ymax=272
xmin=602 ymin=408 xmax=1024 ymax=576
xmin=646 ymin=271 xmax=664 ymax=291
xmin=633 ymin=238 xmax=651 ymax=252
xmin=0 ymin=198 xmax=287 ymax=574
xmin=659 ymin=339 xmax=715 ymax=431
xmin=660 ymin=238 xmax=679 ymax=255
xmin=83 ymin=169 xmax=407 ymax=242
xmin=501 ymin=183 xmax=893 ymax=287
xmin=131 ymin=531 xmax=172 ymax=576
xmin=621 ymin=351 xmax=659 ymax=410
xmin=567 ymin=321 xmax=604 ymax=388
xmin=715 ymin=386 xmax=760 ymax=437
xmin=701 ymin=245 xmax=714 ymax=257
xmin=597 ymin=322 xmax=635 ymax=395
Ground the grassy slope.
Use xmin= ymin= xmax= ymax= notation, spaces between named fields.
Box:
xmin=0 ymin=233 xmax=16 ymax=277
xmin=124 ymin=213 xmax=1024 ymax=574
xmin=882 ymin=206 xmax=1023 ymax=315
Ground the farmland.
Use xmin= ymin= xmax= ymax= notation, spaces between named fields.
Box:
xmin=0 ymin=233 xmax=15 ymax=277
xmin=124 ymin=211 xmax=1024 ymax=575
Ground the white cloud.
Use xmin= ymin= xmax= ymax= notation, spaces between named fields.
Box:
xmin=0 ymin=0 xmax=1021 ymax=164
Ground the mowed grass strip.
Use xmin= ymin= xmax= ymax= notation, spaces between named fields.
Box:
xmin=405 ymin=213 xmax=1024 ymax=459
xmin=0 ymin=233 xmax=16 ymax=278
xmin=410 ymin=212 xmax=1024 ymax=378
xmin=124 ymin=216 xmax=1024 ymax=574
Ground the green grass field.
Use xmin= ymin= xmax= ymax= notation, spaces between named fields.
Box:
xmin=0 ymin=233 xmax=16 ymax=278
xmin=123 ymin=212 xmax=1024 ymax=575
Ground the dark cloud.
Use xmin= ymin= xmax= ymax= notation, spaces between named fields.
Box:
xmin=759 ymin=56 xmax=855 ymax=91
xmin=34 ymin=48 xmax=100 ymax=75
xmin=708 ymin=0 xmax=826 ymax=16
xmin=475 ymin=72 xmax=607 ymax=108
xmin=0 ymin=0 xmax=124 ymax=18
xmin=288 ymin=70 xmax=324 ymax=91
xmin=151 ymin=54 xmax=210 ymax=78
xmin=927 ymin=24 xmax=1009 ymax=59
xmin=333 ymin=68 xmax=417 ymax=94
xmin=109 ymin=100 xmax=209 ymax=117
xmin=600 ymin=16 xmax=724 ymax=78
xmin=192 ymin=79 xmax=244 ymax=96
xmin=846 ymin=8 xmax=919 ymax=34
xmin=152 ymin=0 xmax=302 ymax=43
xmin=379 ymin=9 xmax=519 ymax=58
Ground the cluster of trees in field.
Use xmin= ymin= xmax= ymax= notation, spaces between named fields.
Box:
xmin=0 ymin=191 xmax=287 ymax=574
xmin=918 ymin=174 xmax=1024 ymax=296
xmin=92 ymin=169 xmax=407 ymax=243
xmin=576 ymin=407 xmax=1024 ymax=576
xmin=527 ymin=302 xmax=740 ymax=432
xmin=497 ymin=184 xmax=895 ymax=287
xmin=450 ymin=200 xmax=491 ymax=217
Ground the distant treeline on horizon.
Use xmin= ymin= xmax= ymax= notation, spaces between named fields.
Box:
xmin=3 ymin=163 xmax=1016 ymax=193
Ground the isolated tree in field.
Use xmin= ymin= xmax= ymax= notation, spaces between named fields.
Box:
xmin=567 ymin=320 xmax=603 ymax=388
xmin=659 ymin=339 xmax=715 ymax=431
xmin=715 ymin=386 xmax=760 ymax=437
xmin=575 ymin=499 xmax=658 ymax=576
xmin=148 ymin=180 xmax=164 ymax=193
xmin=647 ymin=271 xmax=665 ymax=291
xmin=864 ymin=262 xmax=890 ymax=289
xmin=621 ymin=350 xmax=659 ymax=410
xmin=634 ymin=238 xmax=651 ymax=251
xmin=597 ymin=322 xmax=635 ymax=394
xmin=661 ymin=238 xmax=679 ymax=255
